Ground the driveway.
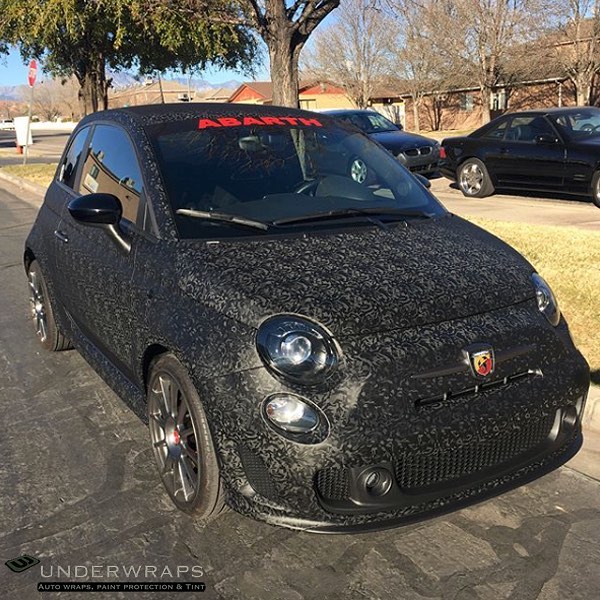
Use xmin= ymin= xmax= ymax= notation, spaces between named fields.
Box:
xmin=1 ymin=179 xmax=600 ymax=599
xmin=430 ymin=177 xmax=600 ymax=230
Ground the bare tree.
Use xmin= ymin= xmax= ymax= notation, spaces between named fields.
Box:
xmin=418 ymin=0 xmax=546 ymax=125
xmin=545 ymin=0 xmax=600 ymax=105
xmin=302 ymin=0 xmax=396 ymax=108
xmin=245 ymin=0 xmax=341 ymax=106
xmin=389 ymin=0 xmax=455 ymax=131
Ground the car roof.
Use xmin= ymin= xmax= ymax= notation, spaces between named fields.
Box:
xmin=502 ymin=106 xmax=600 ymax=118
xmin=322 ymin=109 xmax=379 ymax=115
xmin=78 ymin=102 xmax=339 ymax=129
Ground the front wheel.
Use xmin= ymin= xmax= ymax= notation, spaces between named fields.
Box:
xmin=27 ymin=260 xmax=72 ymax=351
xmin=590 ymin=171 xmax=600 ymax=208
xmin=147 ymin=353 xmax=225 ymax=520
xmin=458 ymin=158 xmax=495 ymax=198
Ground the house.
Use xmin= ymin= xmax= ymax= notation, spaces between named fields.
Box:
xmin=228 ymin=80 xmax=354 ymax=110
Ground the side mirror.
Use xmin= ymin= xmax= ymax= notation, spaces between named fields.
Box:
xmin=68 ymin=193 xmax=122 ymax=225
xmin=534 ymin=134 xmax=559 ymax=144
xmin=414 ymin=173 xmax=431 ymax=188
xmin=67 ymin=193 xmax=131 ymax=253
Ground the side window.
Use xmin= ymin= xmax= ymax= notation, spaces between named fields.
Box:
xmin=78 ymin=125 xmax=143 ymax=224
xmin=483 ymin=120 xmax=508 ymax=140
xmin=60 ymin=127 xmax=89 ymax=189
xmin=505 ymin=116 xmax=554 ymax=142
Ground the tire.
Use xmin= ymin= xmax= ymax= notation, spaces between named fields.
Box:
xmin=457 ymin=158 xmax=495 ymax=198
xmin=147 ymin=353 xmax=226 ymax=521
xmin=590 ymin=171 xmax=600 ymax=208
xmin=27 ymin=260 xmax=72 ymax=351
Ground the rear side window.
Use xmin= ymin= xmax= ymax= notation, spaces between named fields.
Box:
xmin=78 ymin=125 xmax=144 ymax=224
xmin=59 ymin=127 xmax=89 ymax=189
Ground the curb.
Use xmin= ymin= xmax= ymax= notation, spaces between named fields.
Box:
xmin=0 ymin=169 xmax=46 ymax=207
xmin=0 ymin=168 xmax=599 ymax=436
xmin=584 ymin=384 xmax=600 ymax=434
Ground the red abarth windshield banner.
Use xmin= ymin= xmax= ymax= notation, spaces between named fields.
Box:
xmin=198 ymin=116 xmax=323 ymax=129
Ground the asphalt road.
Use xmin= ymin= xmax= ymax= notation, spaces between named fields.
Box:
xmin=1 ymin=180 xmax=600 ymax=600
xmin=0 ymin=129 xmax=70 ymax=166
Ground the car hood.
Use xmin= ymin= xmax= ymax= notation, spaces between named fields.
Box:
xmin=369 ymin=130 xmax=436 ymax=152
xmin=175 ymin=217 xmax=535 ymax=340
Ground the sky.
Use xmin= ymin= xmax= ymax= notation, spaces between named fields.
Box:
xmin=0 ymin=47 xmax=270 ymax=87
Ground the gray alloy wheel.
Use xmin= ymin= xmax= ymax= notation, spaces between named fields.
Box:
xmin=591 ymin=170 xmax=600 ymax=208
xmin=27 ymin=260 xmax=71 ymax=351
xmin=147 ymin=353 xmax=225 ymax=519
xmin=458 ymin=158 xmax=495 ymax=198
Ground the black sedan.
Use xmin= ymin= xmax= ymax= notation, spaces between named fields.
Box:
xmin=324 ymin=109 xmax=440 ymax=176
xmin=24 ymin=104 xmax=589 ymax=532
xmin=441 ymin=106 xmax=600 ymax=207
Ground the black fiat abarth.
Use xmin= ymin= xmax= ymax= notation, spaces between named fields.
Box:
xmin=24 ymin=104 xmax=590 ymax=532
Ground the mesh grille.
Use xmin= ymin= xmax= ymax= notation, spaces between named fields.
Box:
xmin=238 ymin=445 xmax=277 ymax=499
xmin=315 ymin=412 xmax=556 ymax=501
xmin=395 ymin=412 xmax=555 ymax=490
xmin=315 ymin=467 xmax=350 ymax=501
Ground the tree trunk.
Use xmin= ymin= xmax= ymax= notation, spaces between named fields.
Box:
xmin=480 ymin=86 xmax=491 ymax=125
xmin=412 ymin=95 xmax=420 ymax=132
xmin=76 ymin=54 xmax=108 ymax=116
xmin=574 ymin=75 xmax=591 ymax=105
xmin=269 ymin=38 xmax=300 ymax=107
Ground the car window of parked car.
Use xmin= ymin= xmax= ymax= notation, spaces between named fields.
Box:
xmin=146 ymin=117 xmax=445 ymax=239
xmin=550 ymin=109 xmax=600 ymax=140
xmin=59 ymin=127 xmax=90 ymax=190
xmin=505 ymin=116 xmax=554 ymax=142
xmin=482 ymin=120 xmax=508 ymax=140
xmin=78 ymin=125 xmax=144 ymax=225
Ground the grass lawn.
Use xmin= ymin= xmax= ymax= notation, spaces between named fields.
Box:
xmin=1 ymin=163 xmax=57 ymax=188
xmin=469 ymin=218 xmax=600 ymax=384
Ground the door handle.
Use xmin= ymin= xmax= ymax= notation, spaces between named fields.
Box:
xmin=499 ymin=147 xmax=509 ymax=154
xmin=54 ymin=230 xmax=69 ymax=243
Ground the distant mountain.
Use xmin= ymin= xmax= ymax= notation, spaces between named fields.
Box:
xmin=108 ymin=71 xmax=242 ymax=91
xmin=0 ymin=85 xmax=25 ymax=101
xmin=0 ymin=73 xmax=243 ymax=100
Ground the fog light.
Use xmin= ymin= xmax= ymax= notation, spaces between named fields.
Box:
xmin=264 ymin=394 xmax=319 ymax=433
xmin=361 ymin=467 xmax=393 ymax=497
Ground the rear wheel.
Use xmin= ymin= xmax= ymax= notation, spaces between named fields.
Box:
xmin=458 ymin=158 xmax=495 ymax=198
xmin=147 ymin=353 xmax=226 ymax=520
xmin=590 ymin=171 xmax=600 ymax=208
xmin=27 ymin=260 xmax=71 ymax=351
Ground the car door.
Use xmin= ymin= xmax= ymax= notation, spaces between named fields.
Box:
xmin=492 ymin=115 xmax=566 ymax=189
xmin=52 ymin=123 xmax=155 ymax=378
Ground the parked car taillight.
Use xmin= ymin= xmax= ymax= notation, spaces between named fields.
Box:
xmin=439 ymin=146 xmax=447 ymax=159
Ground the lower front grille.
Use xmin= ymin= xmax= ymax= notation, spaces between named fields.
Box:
xmin=315 ymin=411 xmax=557 ymax=501
xmin=395 ymin=411 xmax=556 ymax=490
xmin=316 ymin=467 xmax=350 ymax=501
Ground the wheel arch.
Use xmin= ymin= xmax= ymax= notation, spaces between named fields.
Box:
xmin=141 ymin=343 xmax=171 ymax=392
xmin=23 ymin=247 xmax=36 ymax=272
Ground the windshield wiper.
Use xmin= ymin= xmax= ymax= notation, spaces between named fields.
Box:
xmin=175 ymin=209 xmax=269 ymax=231
xmin=273 ymin=207 xmax=433 ymax=226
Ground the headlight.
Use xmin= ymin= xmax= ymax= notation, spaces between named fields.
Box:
xmin=532 ymin=273 xmax=561 ymax=326
xmin=256 ymin=315 xmax=339 ymax=383
xmin=263 ymin=394 xmax=319 ymax=433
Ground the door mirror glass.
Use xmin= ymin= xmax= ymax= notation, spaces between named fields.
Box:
xmin=68 ymin=193 xmax=123 ymax=226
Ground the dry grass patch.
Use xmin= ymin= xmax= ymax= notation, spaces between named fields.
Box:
xmin=469 ymin=218 xmax=600 ymax=383
xmin=1 ymin=163 xmax=57 ymax=188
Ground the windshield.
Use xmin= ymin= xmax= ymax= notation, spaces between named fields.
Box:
xmin=146 ymin=115 xmax=444 ymax=239
xmin=335 ymin=112 xmax=399 ymax=134
xmin=549 ymin=109 xmax=600 ymax=140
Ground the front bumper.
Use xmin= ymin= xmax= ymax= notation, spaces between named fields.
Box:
xmin=199 ymin=300 xmax=590 ymax=532
xmin=397 ymin=149 xmax=440 ymax=175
